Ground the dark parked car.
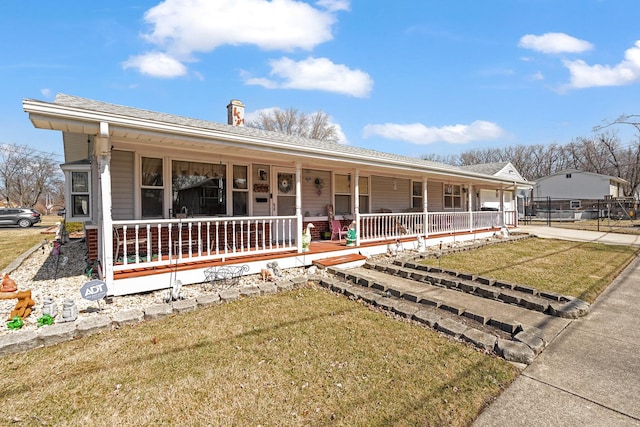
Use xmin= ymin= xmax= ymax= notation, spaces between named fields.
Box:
xmin=0 ymin=208 xmax=42 ymax=228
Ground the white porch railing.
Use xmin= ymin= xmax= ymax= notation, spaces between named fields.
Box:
xmin=110 ymin=210 xmax=515 ymax=272
xmin=360 ymin=210 xmax=508 ymax=243
xmin=111 ymin=216 xmax=297 ymax=272
xmin=503 ymin=210 xmax=517 ymax=227
xmin=360 ymin=212 xmax=426 ymax=242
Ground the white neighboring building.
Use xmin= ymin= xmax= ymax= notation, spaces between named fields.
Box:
xmin=534 ymin=170 xmax=628 ymax=200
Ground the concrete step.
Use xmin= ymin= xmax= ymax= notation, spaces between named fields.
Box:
xmin=369 ymin=259 xmax=590 ymax=319
xmin=322 ymin=262 xmax=576 ymax=364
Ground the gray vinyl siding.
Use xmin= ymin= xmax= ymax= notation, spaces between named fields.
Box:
xmin=371 ymin=176 xmax=411 ymax=213
xmin=301 ymin=169 xmax=331 ymax=217
xmin=111 ymin=150 xmax=135 ymax=220
xmin=427 ymin=180 xmax=444 ymax=211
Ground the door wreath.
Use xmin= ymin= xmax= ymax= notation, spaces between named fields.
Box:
xmin=278 ymin=174 xmax=294 ymax=194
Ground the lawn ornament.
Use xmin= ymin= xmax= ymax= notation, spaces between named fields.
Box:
xmin=260 ymin=268 xmax=274 ymax=281
xmin=346 ymin=221 xmax=357 ymax=247
xmin=59 ymin=298 xmax=78 ymax=322
xmin=6 ymin=316 xmax=23 ymax=330
xmin=302 ymin=223 xmax=314 ymax=252
xmin=266 ymin=261 xmax=281 ymax=277
xmin=37 ymin=314 xmax=55 ymax=327
xmin=42 ymin=296 xmax=58 ymax=317
xmin=1 ymin=273 xmax=17 ymax=292
xmin=0 ymin=290 xmax=35 ymax=320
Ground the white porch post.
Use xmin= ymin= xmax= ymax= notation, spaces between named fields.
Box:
xmin=423 ymin=177 xmax=428 ymax=237
xmin=499 ymin=186 xmax=505 ymax=227
xmin=468 ymin=184 xmax=473 ymax=232
xmin=513 ymin=184 xmax=519 ymax=227
xmin=295 ymin=163 xmax=303 ymax=253
xmin=96 ymin=122 xmax=114 ymax=289
xmin=354 ymin=169 xmax=360 ymax=246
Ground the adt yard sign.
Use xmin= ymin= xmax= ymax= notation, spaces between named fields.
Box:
xmin=81 ymin=280 xmax=108 ymax=301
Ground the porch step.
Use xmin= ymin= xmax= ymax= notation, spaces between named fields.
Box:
xmin=312 ymin=253 xmax=367 ymax=269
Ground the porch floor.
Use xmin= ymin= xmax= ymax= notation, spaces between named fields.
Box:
xmin=113 ymin=228 xmax=502 ymax=281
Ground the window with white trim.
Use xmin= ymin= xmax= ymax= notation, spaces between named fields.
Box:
xmin=412 ymin=181 xmax=423 ymax=209
xmin=232 ymin=165 xmax=248 ymax=216
xmin=358 ymin=176 xmax=369 ymax=214
xmin=334 ymin=174 xmax=351 ymax=215
xmin=444 ymin=184 xmax=462 ymax=209
xmin=141 ymin=157 xmax=164 ymax=218
xmin=71 ymin=171 xmax=90 ymax=217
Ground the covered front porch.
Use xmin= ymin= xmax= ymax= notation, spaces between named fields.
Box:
xmin=94 ymin=209 xmax=515 ymax=295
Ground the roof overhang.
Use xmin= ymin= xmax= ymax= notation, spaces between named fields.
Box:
xmin=23 ymin=98 xmax=533 ymax=189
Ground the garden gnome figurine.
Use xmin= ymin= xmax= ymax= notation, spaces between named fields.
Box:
xmin=302 ymin=223 xmax=314 ymax=252
xmin=42 ymin=296 xmax=58 ymax=317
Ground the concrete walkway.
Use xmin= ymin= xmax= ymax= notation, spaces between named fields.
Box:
xmin=517 ymin=224 xmax=640 ymax=247
xmin=473 ymin=226 xmax=640 ymax=426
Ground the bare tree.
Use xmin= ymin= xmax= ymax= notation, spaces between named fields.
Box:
xmin=247 ymin=108 xmax=340 ymax=142
xmin=0 ymin=143 xmax=61 ymax=208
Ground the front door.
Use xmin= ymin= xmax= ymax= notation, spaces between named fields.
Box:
xmin=273 ymin=169 xmax=296 ymax=216
xmin=271 ymin=169 xmax=298 ymax=244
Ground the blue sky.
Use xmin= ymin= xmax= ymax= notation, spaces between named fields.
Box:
xmin=2 ymin=0 xmax=640 ymax=163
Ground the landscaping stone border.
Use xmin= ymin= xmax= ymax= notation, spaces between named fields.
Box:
xmin=0 ymin=277 xmax=311 ymax=356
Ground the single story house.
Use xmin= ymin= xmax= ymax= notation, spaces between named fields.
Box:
xmin=23 ymin=94 xmax=532 ymax=296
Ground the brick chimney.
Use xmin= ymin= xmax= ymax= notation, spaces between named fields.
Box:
xmin=227 ymin=99 xmax=245 ymax=127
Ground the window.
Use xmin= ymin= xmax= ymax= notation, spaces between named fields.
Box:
xmin=444 ymin=184 xmax=462 ymax=209
xmin=232 ymin=165 xmax=248 ymax=216
xmin=566 ymin=173 xmax=572 ymax=179
xmin=412 ymin=181 xmax=423 ymax=210
xmin=334 ymin=174 xmax=351 ymax=215
xmin=570 ymin=200 xmax=581 ymax=209
xmin=172 ymin=160 xmax=226 ymax=216
xmin=358 ymin=176 xmax=369 ymax=214
xmin=141 ymin=157 xmax=163 ymax=218
xmin=70 ymin=171 xmax=90 ymax=217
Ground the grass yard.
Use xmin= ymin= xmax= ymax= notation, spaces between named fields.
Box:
xmin=423 ymin=237 xmax=639 ymax=303
xmin=0 ymin=215 xmax=59 ymax=271
xmin=0 ymin=287 xmax=518 ymax=426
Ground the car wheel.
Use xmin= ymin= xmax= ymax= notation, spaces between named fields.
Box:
xmin=17 ymin=219 xmax=31 ymax=228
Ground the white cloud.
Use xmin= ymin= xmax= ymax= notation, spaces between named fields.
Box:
xmin=142 ymin=0 xmax=338 ymax=55
xmin=40 ymin=88 xmax=52 ymax=98
xmin=316 ymin=0 xmax=350 ymax=12
xmin=362 ymin=121 xmax=506 ymax=145
xmin=124 ymin=0 xmax=352 ymax=79
xmin=519 ymin=32 xmax=593 ymax=54
xmin=244 ymin=56 xmax=373 ymax=98
xmin=122 ymin=52 xmax=187 ymax=78
xmin=563 ymin=40 xmax=640 ymax=88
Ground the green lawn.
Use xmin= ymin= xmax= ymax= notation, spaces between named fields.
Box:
xmin=0 ymin=215 xmax=59 ymax=271
xmin=0 ymin=287 xmax=518 ymax=426
xmin=422 ymin=237 xmax=638 ymax=303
